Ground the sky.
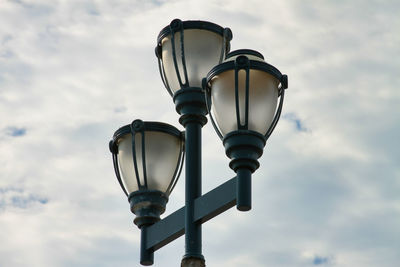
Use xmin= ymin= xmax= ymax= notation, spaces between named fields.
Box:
xmin=0 ymin=0 xmax=399 ymax=266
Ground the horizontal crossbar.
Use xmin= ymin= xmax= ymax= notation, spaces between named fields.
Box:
xmin=146 ymin=176 xmax=237 ymax=250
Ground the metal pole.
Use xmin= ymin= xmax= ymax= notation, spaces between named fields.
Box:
xmin=182 ymin=121 xmax=205 ymax=267
xmin=140 ymin=227 xmax=154 ymax=266
xmin=236 ymin=168 xmax=252 ymax=211
xmin=173 ymin=87 xmax=208 ymax=266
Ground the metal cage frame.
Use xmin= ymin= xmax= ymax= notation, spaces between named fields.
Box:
xmin=155 ymin=19 xmax=232 ymax=96
xmin=109 ymin=119 xmax=185 ymax=197
xmin=204 ymin=49 xmax=288 ymax=141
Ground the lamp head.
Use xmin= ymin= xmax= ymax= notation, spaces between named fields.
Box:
xmin=156 ymin=19 xmax=232 ymax=96
xmin=204 ymin=49 xmax=288 ymax=172
xmin=109 ymin=120 xmax=185 ymax=228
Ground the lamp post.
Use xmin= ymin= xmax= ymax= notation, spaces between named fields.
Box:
xmin=109 ymin=19 xmax=288 ymax=266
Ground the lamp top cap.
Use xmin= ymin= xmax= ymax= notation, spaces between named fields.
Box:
xmin=226 ymin=49 xmax=264 ymax=60
xmin=157 ymin=19 xmax=232 ymax=45
xmin=206 ymin=48 xmax=286 ymax=87
xmin=112 ymin=120 xmax=183 ymax=143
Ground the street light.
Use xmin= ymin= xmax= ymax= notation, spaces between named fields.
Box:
xmin=109 ymin=19 xmax=288 ymax=266
xmin=109 ymin=120 xmax=184 ymax=265
xmin=204 ymin=49 xmax=288 ymax=211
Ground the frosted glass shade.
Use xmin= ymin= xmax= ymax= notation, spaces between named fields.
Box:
xmin=160 ymin=29 xmax=224 ymax=93
xmin=211 ymin=70 xmax=279 ymax=136
xmin=116 ymin=130 xmax=182 ymax=195
xmin=208 ymin=52 xmax=280 ymax=136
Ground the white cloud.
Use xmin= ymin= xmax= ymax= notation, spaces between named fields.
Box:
xmin=1 ymin=0 xmax=399 ymax=266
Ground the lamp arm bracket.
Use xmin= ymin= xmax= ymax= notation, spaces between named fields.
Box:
xmin=144 ymin=176 xmax=237 ymax=251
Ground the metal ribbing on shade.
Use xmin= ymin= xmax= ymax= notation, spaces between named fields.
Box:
xmin=109 ymin=120 xmax=185 ymax=197
xmin=204 ymin=50 xmax=288 ymax=140
xmin=156 ymin=19 xmax=232 ymax=95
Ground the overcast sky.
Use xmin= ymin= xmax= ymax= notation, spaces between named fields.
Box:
xmin=1 ymin=0 xmax=399 ymax=266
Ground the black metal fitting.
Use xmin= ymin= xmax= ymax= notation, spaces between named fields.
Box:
xmin=128 ymin=190 xmax=168 ymax=229
xmin=223 ymin=130 xmax=266 ymax=172
xmin=109 ymin=140 xmax=117 ymax=154
xmin=173 ymin=87 xmax=208 ymax=127
xmin=130 ymin=189 xmax=168 ymax=266
xmin=131 ymin=119 xmax=145 ymax=132
xmin=155 ymin=45 xmax=162 ymax=59
xmin=235 ymin=55 xmax=250 ymax=69
xmin=226 ymin=49 xmax=264 ymax=60
xmin=281 ymin=74 xmax=288 ymax=89
xmin=201 ymin=77 xmax=208 ymax=92
xmin=170 ymin=18 xmax=182 ymax=31
xmin=224 ymin=28 xmax=233 ymax=42
xmin=223 ymin=130 xmax=266 ymax=211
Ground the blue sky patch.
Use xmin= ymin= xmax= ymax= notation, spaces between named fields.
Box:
xmin=11 ymin=195 xmax=48 ymax=208
xmin=6 ymin=127 xmax=27 ymax=137
xmin=313 ymin=256 xmax=329 ymax=265
xmin=0 ymin=188 xmax=48 ymax=210
xmin=283 ymin=113 xmax=308 ymax=132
